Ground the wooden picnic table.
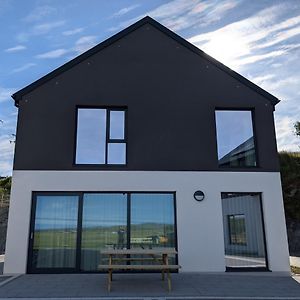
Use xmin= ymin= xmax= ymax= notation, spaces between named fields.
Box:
xmin=99 ymin=248 xmax=179 ymax=292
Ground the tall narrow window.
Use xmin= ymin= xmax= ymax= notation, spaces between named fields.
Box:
xmin=215 ymin=110 xmax=256 ymax=167
xmin=76 ymin=108 xmax=126 ymax=165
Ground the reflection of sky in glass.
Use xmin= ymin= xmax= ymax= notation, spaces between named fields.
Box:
xmin=108 ymin=143 xmax=126 ymax=164
xmin=35 ymin=196 xmax=78 ymax=230
xmin=216 ymin=111 xmax=253 ymax=159
xmin=34 ymin=193 xmax=174 ymax=230
xmin=131 ymin=194 xmax=174 ymax=225
xmin=110 ymin=111 xmax=125 ymax=139
xmin=76 ymin=109 xmax=106 ymax=164
xmin=82 ymin=193 xmax=127 ymax=228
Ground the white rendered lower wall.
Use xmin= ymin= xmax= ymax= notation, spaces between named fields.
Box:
xmin=4 ymin=171 xmax=290 ymax=274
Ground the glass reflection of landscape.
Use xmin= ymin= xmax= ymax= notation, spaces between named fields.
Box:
xmin=32 ymin=195 xmax=79 ymax=269
xmin=131 ymin=194 xmax=175 ymax=249
xmin=81 ymin=193 xmax=176 ymax=271
xmin=215 ymin=111 xmax=256 ymax=167
xmin=131 ymin=194 xmax=176 ymax=265
xmin=81 ymin=193 xmax=127 ymax=271
xmin=31 ymin=193 xmax=176 ymax=272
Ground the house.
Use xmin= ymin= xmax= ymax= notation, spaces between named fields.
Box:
xmin=4 ymin=16 xmax=290 ymax=274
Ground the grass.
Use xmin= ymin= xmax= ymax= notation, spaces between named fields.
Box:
xmin=33 ymin=225 xmax=175 ymax=249
xmin=279 ymin=151 xmax=300 ymax=221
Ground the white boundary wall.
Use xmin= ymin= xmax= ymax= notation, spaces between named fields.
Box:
xmin=4 ymin=171 xmax=290 ymax=274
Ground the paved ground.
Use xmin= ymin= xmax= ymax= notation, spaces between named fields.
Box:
xmin=0 ymin=273 xmax=299 ymax=299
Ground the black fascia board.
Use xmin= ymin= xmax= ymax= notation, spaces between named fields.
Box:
xmin=11 ymin=16 xmax=280 ymax=107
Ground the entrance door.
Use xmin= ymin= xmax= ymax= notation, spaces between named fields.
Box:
xmin=28 ymin=194 xmax=79 ymax=273
xmin=221 ymin=193 xmax=268 ymax=270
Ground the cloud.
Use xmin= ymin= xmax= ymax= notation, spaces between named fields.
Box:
xmin=12 ymin=63 xmax=36 ymax=73
xmin=275 ymin=116 xmax=299 ymax=152
xmin=0 ymin=136 xmax=15 ymax=176
xmin=35 ymin=35 xmax=98 ymax=60
xmin=112 ymin=4 xmax=140 ymax=18
xmin=249 ymin=74 xmax=276 ymax=86
xmin=188 ymin=4 xmax=300 ymax=70
xmin=74 ymin=36 xmax=98 ymax=54
xmin=33 ymin=20 xmax=66 ymax=34
xmin=17 ymin=20 xmax=66 ymax=42
xmin=237 ymin=49 xmax=287 ymax=66
xmin=257 ymin=24 xmax=300 ymax=49
xmin=0 ymin=87 xmax=16 ymax=103
xmin=109 ymin=0 xmax=237 ymax=32
xmin=22 ymin=5 xmax=56 ymax=22
xmin=36 ymin=49 xmax=69 ymax=59
xmin=261 ymin=77 xmax=300 ymax=97
xmin=62 ymin=27 xmax=84 ymax=36
xmin=4 ymin=45 xmax=26 ymax=53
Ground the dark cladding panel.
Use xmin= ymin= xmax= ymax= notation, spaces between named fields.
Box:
xmin=13 ymin=24 xmax=280 ymax=172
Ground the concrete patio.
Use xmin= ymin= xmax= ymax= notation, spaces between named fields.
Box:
xmin=0 ymin=273 xmax=299 ymax=299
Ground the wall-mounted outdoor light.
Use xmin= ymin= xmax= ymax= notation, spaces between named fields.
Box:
xmin=194 ymin=190 xmax=205 ymax=202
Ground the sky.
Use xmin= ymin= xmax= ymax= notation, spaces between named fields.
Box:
xmin=0 ymin=0 xmax=300 ymax=176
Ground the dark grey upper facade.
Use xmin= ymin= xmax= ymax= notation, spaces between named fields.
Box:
xmin=12 ymin=17 xmax=280 ymax=172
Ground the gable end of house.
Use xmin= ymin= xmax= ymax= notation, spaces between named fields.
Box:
xmin=11 ymin=16 xmax=279 ymax=108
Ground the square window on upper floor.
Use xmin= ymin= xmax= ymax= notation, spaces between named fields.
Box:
xmin=215 ymin=110 xmax=257 ymax=168
xmin=75 ymin=107 xmax=126 ymax=165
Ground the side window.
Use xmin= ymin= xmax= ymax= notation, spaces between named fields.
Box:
xmin=75 ymin=108 xmax=126 ymax=165
xmin=215 ymin=110 xmax=256 ymax=167
xmin=228 ymin=214 xmax=247 ymax=245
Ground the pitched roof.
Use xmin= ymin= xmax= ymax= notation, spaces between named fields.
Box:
xmin=12 ymin=16 xmax=280 ymax=107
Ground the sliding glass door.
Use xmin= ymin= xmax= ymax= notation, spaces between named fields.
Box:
xmin=29 ymin=194 xmax=79 ymax=272
xmin=131 ymin=193 xmax=175 ymax=249
xmin=81 ymin=193 xmax=127 ymax=271
xmin=28 ymin=192 xmax=176 ymax=273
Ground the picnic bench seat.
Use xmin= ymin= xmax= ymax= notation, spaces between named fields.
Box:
xmin=98 ymin=264 xmax=180 ymax=270
xmin=99 ymin=248 xmax=180 ymax=292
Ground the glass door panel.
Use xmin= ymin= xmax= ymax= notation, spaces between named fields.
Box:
xmin=221 ymin=193 xmax=267 ymax=269
xmin=31 ymin=195 xmax=79 ymax=270
xmin=81 ymin=193 xmax=127 ymax=271
xmin=130 ymin=193 xmax=176 ymax=264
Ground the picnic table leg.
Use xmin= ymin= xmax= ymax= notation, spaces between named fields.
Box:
xmin=108 ymin=269 xmax=112 ymax=292
xmin=108 ymin=254 xmax=112 ymax=292
xmin=167 ymin=269 xmax=171 ymax=292
xmin=109 ymin=254 xmax=113 ymax=281
xmin=161 ymin=254 xmax=166 ymax=281
xmin=165 ymin=253 xmax=171 ymax=291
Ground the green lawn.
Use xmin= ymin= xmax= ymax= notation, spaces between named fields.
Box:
xmin=34 ymin=224 xmax=175 ymax=249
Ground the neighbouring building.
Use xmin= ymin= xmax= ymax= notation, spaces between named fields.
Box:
xmin=4 ymin=16 xmax=290 ymax=274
